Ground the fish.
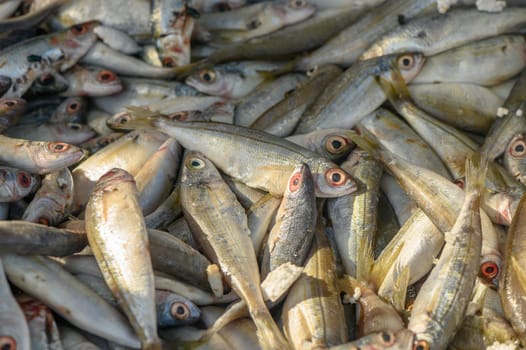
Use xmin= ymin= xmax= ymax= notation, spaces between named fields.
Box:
xmin=108 ymin=117 xmax=361 ymax=198
xmin=180 ymin=150 xmax=290 ymax=350
xmin=0 ymin=166 xmax=39 ymax=202
xmin=85 ymin=168 xmax=160 ymax=349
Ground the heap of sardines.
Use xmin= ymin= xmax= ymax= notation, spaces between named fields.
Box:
xmin=1 ymin=0 xmax=526 ymax=349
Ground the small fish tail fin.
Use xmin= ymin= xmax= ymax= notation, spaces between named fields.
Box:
xmin=464 ymin=150 xmax=489 ymax=197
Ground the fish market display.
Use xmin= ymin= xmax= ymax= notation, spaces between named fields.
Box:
xmin=0 ymin=1 xmax=524 ymax=350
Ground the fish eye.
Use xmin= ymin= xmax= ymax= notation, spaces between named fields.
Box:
xmin=68 ymin=123 xmax=82 ymax=130
xmin=325 ymin=168 xmax=348 ymax=187
xmin=379 ymin=331 xmax=395 ymax=346
xmin=480 ymin=261 xmax=499 ymax=280
xmin=162 ymin=56 xmax=176 ymax=67
xmin=48 ymin=142 xmax=71 ymax=153
xmin=290 ymin=0 xmax=306 ymax=8
xmin=67 ymin=102 xmax=80 ymax=114
xmin=70 ymin=23 xmax=89 ymax=35
xmin=214 ymin=2 xmax=232 ymax=11
xmin=326 ymin=136 xmax=347 ymax=154
xmin=187 ymin=157 xmax=205 ymax=169
xmin=168 ymin=111 xmax=188 ymax=121
xmin=397 ymin=54 xmax=415 ymax=70
xmin=170 ymin=302 xmax=191 ymax=320
xmin=289 ymin=172 xmax=302 ymax=192
xmin=509 ymin=137 xmax=526 ymax=157
xmin=2 ymin=100 xmax=17 ymax=108
xmin=114 ymin=113 xmax=131 ymax=125
xmin=97 ymin=70 xmax=117 ymax=83
xmin=0 ymin=336 xmax=17 ymax=350
xmin=453 ymin=178 xmax=465 ymax=189
xmin=37 ymin=217 xmax=50 ymax=226
xmin=38 ymin=74 xmax=55 ymax=86
xmin=17 ymin=172 xmax=32 ymax=188
xmin=248 ymin=19 xmax=261 ymax=29
xmin=413 ymin=340 xmax=430 ymax=350
xmin=198 ymin=69 xmax=216 ymax=84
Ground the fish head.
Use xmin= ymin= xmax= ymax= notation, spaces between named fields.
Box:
xmin=32 ymin=142 xmax=85 ymax=174
xmin=284 ymin=163 xmax=315 ymax=199
xmin=0 ymin=167 xmax=40 ymax=201
xmin=30 ymin=71 xmax=69 ymax=96
xmin=275 ymin=0 xmax=316 ymax=24
xmin=185 ymin=67 xmax=230 ymax=97
xmin=503 ymin=132 xmax=526 ymax=184
xmin=313 ymin=161 xmax=362 ymax=198
xmin=392 ymin=53 xmax=426 ymax=83
xmin=157 ymin=292 xmax=201 ymax=327
xmin=51 ymin=97 xmax=88 ymax=124
xmin=0 ymin=98 xmax=26 ymax=130
xmin=73 ymin=66 xmax=122 ymax=96
xmin=54 ymin=22 xmax=100 ymax=71
xmin=181 ymin=150 xmax=222 ymax=187
xmin=355 ymin=330 xmax=416 ymax=350
xmin=320 ymin=130 xmax=356 ymax=162
xmin=94 ymin=168 xmax=136 ymax=193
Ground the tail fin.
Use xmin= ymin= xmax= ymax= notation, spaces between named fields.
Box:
xmin=251 ymin=308 xmax=291 ymax=350
xmin=464 ymin=151 xmax=489 ymax=197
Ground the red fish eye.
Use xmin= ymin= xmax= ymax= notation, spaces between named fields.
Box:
xmin=413 ymin=340 xmax=430 ymax=350
xmin=48 ymin=142 xmax=71 ymax=153
xmin=37 ymin=217 xmax=50 ymax=226
xmin=480 ymin=261 xmax=499 ymax=280
xmin=325 ymin=168 xmax=348 ymax=187
xmin=170 ymin=302 xmax=190 ymax=320
xmin=0 ymin=336 xmax=17 ymax=350
xmin=162 ymin=57 xmax=176 ymax=67
xmin=97 ymin=70 xmax=117 ymax=83
xmin=289 ymin=172 xmax=302 ymax=192
xmin=17 ymin=172 xmax=32 ymax=188
xmin=70 ymin=23 xmax=88 ymax=35
xmin=67 ymin=102 xmax=79 ymax=113
xmin=453 ymin=178 xmax=465 ymax=189
xmin=168 ymin=112 xmax=188 ymax=121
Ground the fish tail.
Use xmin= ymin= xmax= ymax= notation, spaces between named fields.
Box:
xmin=347 ymin=127 xmax=385 ymax=162
xmin=464 ymin=151 xmax=489 ymax=197
xmin=251 ymin=307 xmax=291 ymax=350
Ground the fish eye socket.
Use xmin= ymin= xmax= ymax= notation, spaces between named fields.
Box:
xmin=215 ymin=3 xmax=231 ymax=11
xmin=187 ymin=157 xmax=205 ymax=169
xmin=326 ymin=168 xmax=347 ymax=187
xmin=168 ymin=111 xmax=188 ymax=121
xmin=453 ymin=178 xmax=465 ymax=189
xmin=48 ymin=142 xmax=71 ymax=153
xmin=480 ymin=261 xmax=499 ymax=280
xmin=162 ymin=57 xmax=176 ymax=67
xmin=289 ymin=172 xmax=302 ymax=192
xmin=0 ymin=336 xmax=17 ymax=350
xmin=3 ymin=100 xmax=16 ymax=107
xmin=326 ymin=136 xmax=347 ymax=154
xmin=170 ymin=302 xmax=190 ymax=319
xmin=17 ymin=172 xmax=32 ymax=188
xmin=39 ymin=74 xmax=55 ymax=86
xmin=67 ymin=102 xmax=79 ymax=113
xmin=97 ymin=70 xmax=116 ymax=83
xmin=290 ymin=0 xmax=306 ymax=8
xmin=379 ymin=331 xmax=395 ymax=345
xmin=116 ymin=114 xmax=131 ymax=125
xmin=413 ymin=340 xmax=430 ymax=350
xmin=510 ymin=137 xmax=526 ymax=157
xmin=37 ymin=217 xmax=50 ymax=226
xmin=71 ymin=23 xmax=88 ymax=35
xmin=198 ymin=70 xmax=216 ymax=84
xmin=398 ymin=54 xmax=415 ymax=70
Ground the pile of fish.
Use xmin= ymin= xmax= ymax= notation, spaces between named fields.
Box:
xmin=1 ymin=0 xmax=526 ymax=349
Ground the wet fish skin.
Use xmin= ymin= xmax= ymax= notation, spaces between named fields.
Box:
xmin=5 ymin=122 xmax=96 ymax=145
xmin=156 ymin=290 xmax=201 ymax=328
xmin=0 ymin=97 xmax=26 ymax=132
xmin=3 ymin=255 xmax=141 ymax=348
xmin=85 ymin=168 xmax=160 ymax=349
xmin=109 ymin=117 xmax=361 ymax=198
xmin=180 ymin=150 xmax=290 ymax=350
xmin=0 ymin=259 xmax=30 ymax=350
xmin=0 ymin=166 xmax=39 ymax=202
xmin=361 ymin=8 xmax=526 ymax=60
xmin=286 ymin=128 xmax=356 ymax=163
xmin=295 ymin=52 xmax=426 ymax=133
xmin=50 ymin=97 xmax=88 ymax=124
xmin=60 ymin=65 xmax=123 ymax=97
xmin=0 ymin=135 xmax=85 ymax=175
xmin=328 ymin=329 xmax=415 ymax=350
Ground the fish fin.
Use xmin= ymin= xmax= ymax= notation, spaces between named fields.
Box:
xmin=125 ymin=105 xmax=161 ymax=119
xmin=389 ymin=262 xmax=410 ymax=312
xmin=356 ymin=236 xmax=374 ymax=283
xmin=251 ymin=308 xmax=290 ymax=349
xmin=346 ymin=127 xmax=385 ymax=162
xmin=377 ymin=68 xmax=412 ymax=107
xmin=464 ymin=150 xmax=489 ymax=197
xmin=510 ymin=255 xmax=526 ymax=290
xmin=173 ymin=59 xmax=216 ymax=79
xmin=370 ymin=240 xmax=405 ymax=289
xmin=203 ymin=300 xmax=248 ymax=340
